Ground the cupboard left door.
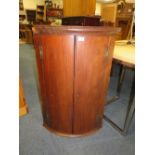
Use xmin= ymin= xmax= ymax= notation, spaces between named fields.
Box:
xmin=33 ymin=34 xmax=74 ymax=135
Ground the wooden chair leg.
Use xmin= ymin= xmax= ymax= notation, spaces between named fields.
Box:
xmin=19 ymin=79 xmax=28 ymax=117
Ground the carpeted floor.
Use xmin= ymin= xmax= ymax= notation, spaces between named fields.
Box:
xmin=19 ymin=44 xmax=135 ymax=155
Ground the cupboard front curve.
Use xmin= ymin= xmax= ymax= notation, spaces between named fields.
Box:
xmin=33 ymin=26 xmax=120 ymax=137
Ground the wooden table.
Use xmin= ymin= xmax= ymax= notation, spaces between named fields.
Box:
xmin=19 ymin=23 xmax=33 ymax=44
xmin=104 ymin=40 xmax=135 ymax=135
xmin=113 ymin=40 xmax=135 ymax=67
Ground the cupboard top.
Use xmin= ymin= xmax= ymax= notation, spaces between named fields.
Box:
xmin=33 ymin=25 xmax=120 ymax=36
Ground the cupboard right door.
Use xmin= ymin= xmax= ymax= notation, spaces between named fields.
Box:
xmin=73 ymin=34 xmax=115 ymax=135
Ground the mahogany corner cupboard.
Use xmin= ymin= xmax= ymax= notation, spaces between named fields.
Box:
xmin=33 ymin=25 xmax=120 ymax=137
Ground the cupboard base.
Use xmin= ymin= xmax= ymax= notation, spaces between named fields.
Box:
xmin=43 ymin=123 xmax=102 ymax=137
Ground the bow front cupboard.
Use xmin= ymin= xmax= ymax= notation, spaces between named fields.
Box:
xmin=33 ymin=26 xmax=119 ymax=137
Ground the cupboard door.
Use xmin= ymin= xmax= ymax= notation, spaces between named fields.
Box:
xmin=40 ymin=35 xmax=74 ymax=134
xmin=73 ymin=35 xmax=115 ymax=134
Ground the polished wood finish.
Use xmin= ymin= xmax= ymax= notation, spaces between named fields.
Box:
xmin=19 ymin=79 xmax=28 ymax=116
xmin=73 ymin=35 xmax=115 ymax=134
xmin=42 ymin=35 xmax=74 ymax=134
xmin=33 ymin=26 xmax=120 ymax=136
xmin=62 ymin=16 xmax=100 ymax=26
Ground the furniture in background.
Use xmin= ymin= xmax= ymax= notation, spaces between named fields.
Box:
xmin=101 ymin=2 xmax=134 ymax=40
xmin=19 ymin=10 xmax=26 ymax=23
xmin=33 ymin=26 xmax=120 ymax=137
xmin=101 ymin=3 xmax=117 ymax=24
xmin=127 ymin=11 xmax=135 ymax=40
xmin=19 ymin=79 xmax=28 ymax=117
xmin=19 ymin=0 xmax=24 ymax=11
xmin=115 ymin=3 xmax=134 ymax=39
xmin=117 ymin=2 xmax=134 ymax=16
xmin=115 ymin=16 xmax=132 ymax=40
xmin=19 ymin=24 xmax=33 ymax=44
xmin=104 ymin=40 xmax=135 ymax=135
xmin=36 ymin=5 xmax=46 ymax=23
xmin=63 ymin=0 xmax=96 ymax=16
xmin=24 ymin=29 xmax=33 ymax=44
xmin=19 ymin=0 xmax=26 ymax=23
xmin=62 ymin=16 xmax=100 ymax=26
xmin=46 ymin=8 xmax=63 ymax=18
xmin=26 ymin=9 xmax=36 ymax=24
xmin=46 ymin=7 xmax=63 ymax=25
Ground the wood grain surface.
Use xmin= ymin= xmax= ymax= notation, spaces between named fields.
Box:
xmin=33 ymin=26 xmax=118 ymax=136
xmin=73 ymin=35 xmax=115 ymax=134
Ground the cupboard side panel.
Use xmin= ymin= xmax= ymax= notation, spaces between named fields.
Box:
xmin=33 ymin=35 xmax=48 ymax=124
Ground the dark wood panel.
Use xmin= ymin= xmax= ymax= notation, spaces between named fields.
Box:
xmin=73 ymin=35 xmax=115 ymax=134
xmin=33 ymin=25 xmax=120 ymax=36
xmin=62 ymin=16 xmax=100 ymax=26
xmin=40 ymin=35 xmax=74 ymax=134
xmin=33 ymin=26 xmax=119 ymax=136
xmin=33 ymin=35 xmax=48 ymax=124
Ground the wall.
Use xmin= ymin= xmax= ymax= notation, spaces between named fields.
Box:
xmin=23 ymin=0 xmax=37 ymax=10
xmin=126 ymin=0 xmax=135 ymax=3
xmin=95 ymin=2 xmax=102 ymax=15
xmin=23 ymin=0 xmax=45 ymax=10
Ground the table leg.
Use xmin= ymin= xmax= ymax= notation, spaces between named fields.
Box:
xmin=107 ymin=65 xmax=126 ymax=105
xmin=104 ymin=70 xmax=135 ymax=135
xmin=122 ymin=75 xmax=135 ymax=135
xmin=116 ymin=65 xmax=126 ymax=96
xmin=110 ymin=61 xmax=114 ymax=77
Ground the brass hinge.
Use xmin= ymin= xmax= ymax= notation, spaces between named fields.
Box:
xmin=96 ymin=114 xmax=102 ymax=125
xmin=104 ymin=46 xmax=109 ymax=57
xmin=39 ymin=46 xmax=43 ymax=60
